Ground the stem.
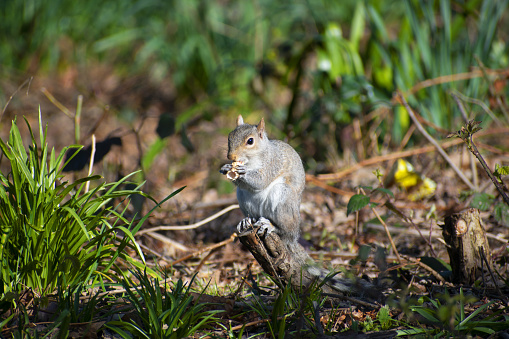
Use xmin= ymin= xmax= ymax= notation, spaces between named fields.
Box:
xmin=468 ymin=135 xmax=509 ymax=207
xmin=75 ymin=95 xmax=83 ymax=144
xmin=360 ymin=188 xmax=401 ymax=263
xmin=85 ymin=134 xmax=96 ymax=194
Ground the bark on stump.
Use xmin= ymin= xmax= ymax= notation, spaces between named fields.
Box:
xmin=442 ymin=208 xmax=495 ymax=286
xmin=237 ymin=228 xmax=319 ymax=290
xmin=236 ymin=224 xmax=374 ymax=296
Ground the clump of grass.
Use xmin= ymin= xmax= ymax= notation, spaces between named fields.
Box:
xmin=0 ymin=109 xmax=149 ymax=309
xmin=105 ymin=268 xmax=220 ymax=338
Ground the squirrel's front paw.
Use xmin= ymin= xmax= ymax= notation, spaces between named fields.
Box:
xmin=237 ymin=217 xmax=256 ymax=235
xmin=254 ymin=217 xmax=275 ymax=237
xmin=234 ymin=164 xmax=247 ymax=175
xmin=219 ymin=163 xmax=233 ymax=175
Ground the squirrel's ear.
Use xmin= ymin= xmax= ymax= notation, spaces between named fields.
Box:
xmin=257 ymin=118 xmax=265 ymax=138
xmin=236 ymin=115 xmax=244 ymax=126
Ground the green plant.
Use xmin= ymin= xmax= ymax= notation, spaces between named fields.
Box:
xmin=105 ymin=268 xmax=219 ymax=339
xmin=56 ymin=282 xmax=100 ymax=324
xmin=243 ymin=278 xmax=327 ymax=337
xmin=346 ymin=185 xmax=393 ymax=216
xmin=0 ymin=110 xmax=149 ymax=301
xmin=371 ymin=0 xmax=507 ymax=128
xmin=398 ymin=289 xmax=509 ymax=337
xmin=460 ymin=191 xmax=509 ymax=225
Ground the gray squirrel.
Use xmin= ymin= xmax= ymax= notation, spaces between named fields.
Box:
xmin=220 ymin=115 xmax=306 ymax=260
xmin=220 ymin=115 xmax=376 ymax=296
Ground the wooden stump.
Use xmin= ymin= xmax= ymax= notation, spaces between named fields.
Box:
xmin=442 ymin=208 xmax=495 ymax=286
xmin=237 ymin=227 xmax=319 ymax=290
xmin=237 ymin=223 xmax=376 ymax=297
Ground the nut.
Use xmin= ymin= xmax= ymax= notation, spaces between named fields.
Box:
xmin=226 ymin=170 xmax=239 ymax=180
xmin=226 ymin=161 xmax=243 ymax=181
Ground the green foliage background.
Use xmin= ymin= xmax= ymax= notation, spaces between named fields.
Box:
xmin=2 ymin=0 xmax=508 ymax=151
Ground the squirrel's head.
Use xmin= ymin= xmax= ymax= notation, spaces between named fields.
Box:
xmin=227 ymin=115 xmax=267 ymax=162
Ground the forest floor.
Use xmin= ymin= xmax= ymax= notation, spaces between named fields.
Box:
xmin=2 ymin=70 xmax=509 ymax=338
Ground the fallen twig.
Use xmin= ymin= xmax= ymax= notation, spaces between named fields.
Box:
xmin=144 ymin=231 xmax=190 ymax=252
xmin=401 ymin=67 xmax=509 ymax=98
xmin=313 ymin=127 xmax=509 ymax=182
xmin=137 ymin=204 xmax=240 ymax=234
xmin=321 ymin=293 xmax=380 ymax=309
xmin=1 ymin=77 xmax=33 ymax=122
xmin=170 ymin=233 xmax=237 ymax=266
xmin=401 ymin=255 xmax=454 ymax=288
xmin=396 ymin=91 xmax=475 ymax=190
xmin=360 ymin=187 xmax=401 ymax=263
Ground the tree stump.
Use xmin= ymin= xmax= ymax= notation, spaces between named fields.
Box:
xmin=442 ymin=208 xmax=495 ymax=286
xmin=237 ymin=227 xmax=319 ymax=290
xmin=237 ymin=222 xmax=375 ymax=296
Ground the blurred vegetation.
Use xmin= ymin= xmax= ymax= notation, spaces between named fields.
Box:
xmin=1 ymin=0 xmax=508 ymax=166
xmin=1 ymin=1 xmax=509 ymax=336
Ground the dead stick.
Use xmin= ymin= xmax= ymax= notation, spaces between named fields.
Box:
xmin=396 ymin=91 xmax=475 ymax=190
xmin=314 ymin=140 xmax=463 ymax=182
xmin=402 ymin=68 xmax=509 ymax=98
xmin=229 ymin=315 xmax=289 ymax=332
xmin=360 ymin=188 xmax=401 ymax=263
xmin=170 ymin=233 xmax=237 ymax=266
xmin=315 ymin=127 xmax=509 ymax=182
xmin=468 ymin=134 xmax=509 ymax=207
xmin=138 ymin=204 xmax=240 ymax=234
xmin=1 ymin=77 xmax=33 ymax=122
xmin=321 ymin=293 xmax=380 ymax=309
xmin=401 ymin=255 xmax=454 ymax=287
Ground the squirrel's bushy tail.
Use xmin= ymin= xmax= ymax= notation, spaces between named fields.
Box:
xmin=287 ymin=242 xmax=375 ymax=296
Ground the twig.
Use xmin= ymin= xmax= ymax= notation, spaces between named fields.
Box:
xmin=401 ymin=255 xmax=454 ymax=287
xmin=1 ymin=77 xmax=33 ymax=122
xmin=469 ymin=135 xmax=509 ymax=207
xmin=321 ymin=293 xmax=380 ymax=309
xmin=450 ymin=90 xmax=501 ymax=125
xmin=384 ymin=201 xmax=436 ymax=257
xmin=41 ymin=87 xmax=74 ymax=118
xmin=451 ymin=92 xmax=480 ymax=189
xmin=232 ymin=263 xmax=252 ymax=298
xmin=396 ymin=91 xmax=475 ymax=190
xmin=366 ymin=222 xmax=508 ymax=243
xmin=137 ymin=204 xmax=240 ymax=234
xmin=305 ymin=175 xmax=355 ymax=197
xmin=143 ymin=231 xmax=190 ymax=252
xmin=475 ymin=57 xmax=509 ymax=121
xmin=314 ymin=127 xmax=509 ymax=182
xmin=360 ymin=187 xmax=401 ymax=263
xmin=194 ymin=247 xmax=218 ymax=274
xmin=170 ymin=233 xmax=237 ymax=266
xmin=448 ymin=120 xmax=509 ymax=207
xmin=475 ymin=141 xmax=506 ymax=155
xmin=229 ymin=315 xmax=287 ymax=332
xmin=401 ymin=67 xmax=509 ymax=98
xmin=479 ymin=247 xmax=504 ymax=296
xmin=307 ymin=177 xmax=458 ymax=211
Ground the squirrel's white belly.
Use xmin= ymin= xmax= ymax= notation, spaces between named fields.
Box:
xmin=237 ymin=176 xmax=286 ymax=219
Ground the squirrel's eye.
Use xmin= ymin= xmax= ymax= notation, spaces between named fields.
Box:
xmin=246 ymin=137 xmax=254 ymax=145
